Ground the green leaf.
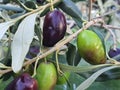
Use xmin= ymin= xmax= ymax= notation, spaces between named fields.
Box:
xmin=59 ymin=63 xmax=113 ymax=73
xmin=0 ymin=63 xmax=11 ymax=69
xmin=66 ymin=43 xmax=76 ymax=65
xmin=66 ymin=43 xmax=81 ymax=66
xmin=11 ymin=13 xmax=38 ymax=73
xmin=59 ymin=0 xmax=83 ymax=28
xmin=74 ymin=50 xmax=81 ymax=66
xmin=76 ymin=66 xmax=120 ymax=90
xmin=24 ymin=1 xmax=36 ymax=9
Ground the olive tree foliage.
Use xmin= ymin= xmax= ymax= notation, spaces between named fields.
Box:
xmin=0 ymin=0 xmax=120 ymax=90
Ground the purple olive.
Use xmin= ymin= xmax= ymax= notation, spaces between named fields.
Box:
xmin=5 ymin=73 xmax=38 ymax=90
xmin=43 ymin=10 xmax=67 ymax=47
xmin=108 ymin=48 xmax=120 ymax=58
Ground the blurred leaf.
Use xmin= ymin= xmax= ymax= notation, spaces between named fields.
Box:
xmin=0 ymin=21 xmax=15 ymax=40
xmin=0 ymin=46 xmax=5 ymax=61
xmin=59 ymin=0 xmax=83 ymax=28
xmin=66 ymin=43 xmax=81 ymax=66
xmin=72 ymin=0 xmax=86 ymax=2
xmin=76 ymin=66 xmax=120 ymax=90
xmin=40 ymin=7 xmax=50 ymax=17
xmin=24 ymin=1 xmax=36 ymax=9
xmin=0 ymin=73 xmax=13 ymax=89
xmin=11 ymin=13 xmax=38 ymax=73
xmin=66 ymin=43 xmax=76 ymax=66
xmin=0 ymin=10 xmax=10 ymax=21
xmin=0 ymin=63 xmax=11 ymax=69
xmin=59 ymin=62 xmax=112 ymax=73
xmin=74 ymin=50 xmax=81 ymax=66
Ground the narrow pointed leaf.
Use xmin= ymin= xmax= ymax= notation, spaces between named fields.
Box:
xmin=11 ymin=13 xmax=38 ymax=73
xmin=76 ymin=66 xmax=120 ymax=90
xmin=0 ymin=63 xmax=11 ymax=69
xmin=59 ymin=0 xmax=83 ymax=27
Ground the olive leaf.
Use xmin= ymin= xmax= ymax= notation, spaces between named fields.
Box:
xmin=59 ymin=62 xmax=112 ymax=73
xmin=0 ymin=21 xmax=15 ymax=40
xmin=59 ymin=0 xmax=83 ymax=28
xmin=76 ymin=65 xmax=120 ymax=90
xmin=0 ymin=63 xmax=11 ymax=69
xmin=11 ymin=13 xmax=38 ymax=73
xmin=66 ymin=43 xmax=81 ymax=66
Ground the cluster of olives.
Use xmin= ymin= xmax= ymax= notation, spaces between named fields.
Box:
xmin=6 ymin=62 xmax=70 ymax=90
xmin=6 ymin=2 xmax=69 ymax=89
xmin=7 ymin=0 xmax=120 ymax=89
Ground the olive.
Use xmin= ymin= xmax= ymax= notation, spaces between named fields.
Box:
xmin=36 ymin=62 xmax=57 ymax=90
xmin=77 ymin=30 xmax=106 ymax=64
xmin=5 ymin=73 xmax=38 ymax=90
xmin=108 ymin=48 xmax=120 ymax=60
xmin=43 ymin=10 xmax=67 ymax=47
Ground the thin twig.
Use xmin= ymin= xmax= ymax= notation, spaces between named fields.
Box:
xmin=88 ymin=0 xmax=92 ymax=21
xmin=103 ymin=25 xmax=117 ymax=50
xmin=94 ymin=24 xmax=120 ymax=30
xmin=93 ymin=9 xmax=120 ymax=19
xmin=0 ymin=18 xmax=104 ymax=74
xmin=97 ymin=0 xmax=105 ymax=13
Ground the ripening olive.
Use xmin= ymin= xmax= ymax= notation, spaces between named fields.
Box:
xmin=5 ymin=73 xmax=38 ymax=90
xmin=77 ymin=30 xmax=106 ymax=64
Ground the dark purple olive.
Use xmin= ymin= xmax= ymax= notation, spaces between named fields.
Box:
xmin=43 ymin=10 xmax=67 ymax=47
xmin=108 ymin=48 xmax=120 ymax=62
xmin=36 ymin=0 xmax=45 ymax=4
xmin=108 ymin=48 xmax=120 ymax=60
xmin=5 ymin=73 xmax=38 ymax=90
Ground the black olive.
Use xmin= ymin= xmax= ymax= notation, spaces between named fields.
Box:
xmin=43 ymin=10 xmax=67 ymax=47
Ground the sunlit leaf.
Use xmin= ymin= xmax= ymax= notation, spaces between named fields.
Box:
xmin=76 ymin=66 xmax=120 ymax=90
xmin=11 ymin=13 xmax=38 ymax=73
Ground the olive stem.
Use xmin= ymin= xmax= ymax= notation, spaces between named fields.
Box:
xmin=44 ymin=57 xmax=47 ymax=63
xmin=32 ymin=57 xmax=39 ymax=77
xmin=55 ymin=50 xmax=63 ymax=74
xmin=50 ymin=0 xmax=54 ymax=11
xmin=93 ymin=8 xmax=120 ymax=19
xmin=93 ymin=24 xmax=120 ymax=30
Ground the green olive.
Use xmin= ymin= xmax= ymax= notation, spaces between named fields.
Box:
xmin=77 ymin=30 xmax=106 ymax=64
xmin=36 ymin=62 xmax=57 ymax=90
